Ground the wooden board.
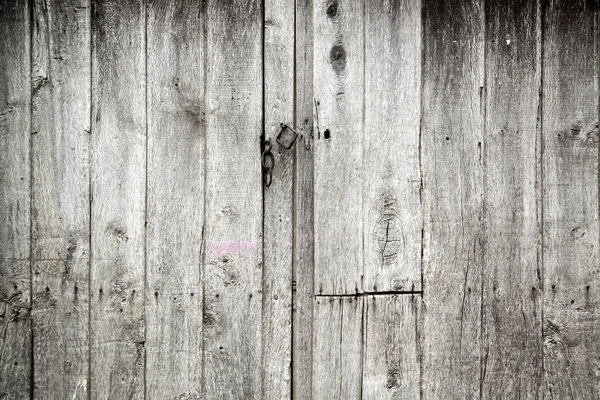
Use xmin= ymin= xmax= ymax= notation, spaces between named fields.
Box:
xmin=480 ymin=0 xmax=544 ymax=397
xmin=421 ymin=0 xmax=484 ymax=397
xmin=542 ymin=0 xmax=600 ymax=397
xmin=262 ymin=0 xmax=294 ymax=398
xmin=202 ymin=0 xmax=263 ymax=397
xmin=312 ymin=296 xmax=362 ymax=398
xmin=293 ymin=0 xmax=315 ymax=397
xmin=0 ymin=1 xmax=32 ymax=398
xmin=362 ymin=295 xmax=420 ymax=399
xmin=313 ymin=0 xmax=364 ymax=295
xmin=31 ymin=0 xmax=91 ymax=398
xmin=363 ymin=0 xmax=422 ymax=293
xmin=90 ymin=1 xmax=146 ymax=398
xmin=146 ymin=1 xmax=204 ymax=398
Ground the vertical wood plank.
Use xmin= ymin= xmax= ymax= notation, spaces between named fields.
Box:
xmin=542 ymin=0 xmax=600 ymax=397
xmin=480 ymin=0 xmax=544 ymax=397
xmin=146 ymin=1 xmax=204 ymax=398
xmin=293 ymin=0 xmax=315 ymax=396
xmin=421 ymin=0 xmax=484 ymax=397
xmin=364 ymin=0 xmax=422 ymax=293
xmin=362 ymin=295 xmax=421 ymax=399
xmin=203 ymin=0 xmax=263 ymax=397
xmin=313 ymin=0 xmax=364 ymax=295
xmin=90 ymin=1 xmax=146 ymax=398
xmin=0 ymin=1 xmax=31 ymax=398
xmin=31 ymin=0 xmax=91 ymax=398
xmin=312 ymin=297 xmax=363 ymax=399
xmin=263 ymin=0 xmax=294 ymax=398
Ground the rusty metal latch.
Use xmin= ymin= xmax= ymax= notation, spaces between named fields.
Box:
xmin=262 ymin=123 xmax=299 ymax=187
xmin=276 ymin=123 xmax=299 ymax=150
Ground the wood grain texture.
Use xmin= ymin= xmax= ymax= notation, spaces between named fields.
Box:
xmin=480 ymin=0 xmax=544 ymax=397
xmin=202 ymin=0 xmax=263 ymax=397
xmin=362 ymin=295 xmax=420 ymax=399
xmin=31 ymin=0 xmax=91 ymax=398
xmin=0 ymin=1 xmax=32 ymax=398
xmin=146 ymin=1 xmax=204 ymax=398
xmin=313 ymin=0 xmax=364 ymax=295
xmin=542 ymin=0 xmax=600 ymax=397
xmin=312 ymin=296 xmax=363 ymax=399
xmin=90 ymin=1 xmax=146 ymax=398
xmin=293 ymin=0 xmax=315 ymax=397
xmin=263 ymin=0 xmax=294 ymax=398
xmin=421 ymin=0 xmax=484 ymax=397
xmin=364 ymin=0 xmax=422 ymax=293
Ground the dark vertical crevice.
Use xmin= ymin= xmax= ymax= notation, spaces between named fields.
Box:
xmin=291 ymin=0 xmax=297 ymax=398
xmin=142 ymin=0 xmax=148 ymax=399
xmin=200 ymin=0 xmax=209 ymax=399
xmin=479 ymin=0 xmax=487 ymax=397
xmin=360 ymin=0 xmax=366 ymax=295
xmin=28 ymin=0 xmax=34 ymax=398
xmin=260 ymin=0 xmax=266 ymax=397
xmin=358 ymin=298 xmax=366 ymax=400
xmin=538 ymin=0 xmax=545 ymax=393
xmin=418 ymin=1 xmax=426 ymax=398
xmin=88 ymin=2 xmax=94 ymax=399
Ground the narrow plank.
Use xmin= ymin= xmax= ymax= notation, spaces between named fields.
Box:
xmin=0 ymin=1 xmax=31 ymax=398
xmin=480 ymin=0 xmax=543 ymax=397
xmin=362 ymin=295 xmax=421 ymax=399
xmin=313 ymin=0 xmax=364 ymax=295
xmin=31 ymin=0 xmax=91 ymax=398
xmin=542 ymin=0 xmax=600 ymax=397
xmin=293 ymin=0 xmax=315 ymax=396
xmin=421 ymin=0 xmax=484 ymax=397
xmin=90 ymin=1 xmax=146 ymax=398
xmin=364 ymin=0 xmax=422 ymax=293
xmin=312 ymin=297 xmax=363 ymax=398
xmin=262 ymin=0 xmax=294 ymax=397
xmin=203 ymin=0 xmax=263 ymax=397
xmin=146 ymin=1 xmax=204 ymax=398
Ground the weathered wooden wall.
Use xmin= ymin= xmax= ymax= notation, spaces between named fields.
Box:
xmin=0 ymin=0 xmax=598 ymax=399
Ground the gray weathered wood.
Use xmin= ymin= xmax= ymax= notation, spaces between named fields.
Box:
xmin=364 ymin=0 xmax=422 ymax=293
xmin=31 ymin=0 xmax=91 ymax=398
xmin=262 ymin=0 xmax=294 ymax=398
xmin=362 ymin=295 xmax=420 ymax=399
xmin=313 ymin=0 xmax=364 ymax=295
xmin=312 ymin=296 xmax=363 ymax=399
xmin=293 ymin=0 xmax=315 ymax=397
xmin=542 ymin=0 xmax=600 ymax=397
xmin=0 ymin=1 xmax=32 ymax=398
xmin=480 ymin=0 xmax=544 ymax=397
xmin=421 ymin=0 xmax=484 ymax=397
xmin=202 ymin=0 xmax=263 ymax=397
xmin=90 ymin=1 xmax=146 ymax=398
xmin=146 ymin=1 xmax=204 ymax=398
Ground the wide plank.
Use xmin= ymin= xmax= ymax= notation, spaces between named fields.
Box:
xmin=542 ymin=0 xmax=600 ymax=397
xmin=0 ymin=0 xmax=32 ymax=398
xmin=312 ymin=296 xmax=363 ymax=399
xmin=262 ymin=0 xmax=294 ymax=397
xmin=362 ymin=295 xmax=420 ymax=399
xmin=421 ymin=0 xmax=485 ymax=397
xmin=293 ymin=0 xmax=315 ymax=397
xmin=202 ymin=0 xmax=263 ymax=397
xmin=313 ymin=0 xmax=364 ymax=295
xmin=364 ymin=0 xmax=422 ymax=293
xmin=480 ymin=0 xmax=544 ymax=397
xmin=90 ymin=1 xmax=146 ymax=398
xmin=146 ymin=0 xmax=205 ymax=398
xmin=31 ymin=0 xmax=91 ymax=398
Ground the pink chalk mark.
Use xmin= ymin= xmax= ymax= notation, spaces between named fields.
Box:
xmin=211 ymin=241 xmax=258 ymax=255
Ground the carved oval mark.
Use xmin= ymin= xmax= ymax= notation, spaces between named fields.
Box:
xmin=373 ymin=199 xmax=403 ymax=265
